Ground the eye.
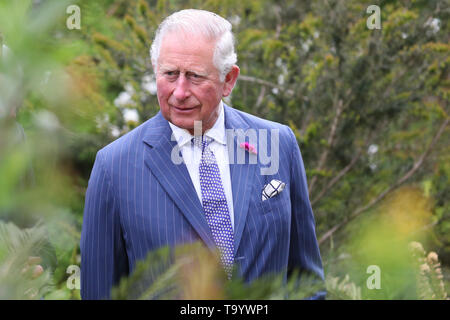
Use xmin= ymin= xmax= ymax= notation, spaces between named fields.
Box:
xmin=187 ymin=72 xmax=203 ymax=81
xmin=163 ymin=71 xmax=178 ymax=80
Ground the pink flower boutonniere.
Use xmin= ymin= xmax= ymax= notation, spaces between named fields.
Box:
xmin=240 ymin=142 xmax=257 ymax=155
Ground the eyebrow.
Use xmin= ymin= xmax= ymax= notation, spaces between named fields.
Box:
xmin=158 ymin=64 xmax=208 ymax=77
xmin=158 ymin=64 xmax=176 ymax=73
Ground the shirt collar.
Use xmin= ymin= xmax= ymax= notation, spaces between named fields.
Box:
xmin=169 ymin=101 xmax=226 ymax=147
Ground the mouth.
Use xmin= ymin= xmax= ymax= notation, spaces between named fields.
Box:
xmin=171 ymin=105 xmax=197 ymax=113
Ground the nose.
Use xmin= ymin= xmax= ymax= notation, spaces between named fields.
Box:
xmin=172 ymin=74 xmax=191 ymax=101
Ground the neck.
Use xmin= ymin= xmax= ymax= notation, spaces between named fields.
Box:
xmin=188 ymin=104 xmax=221 ymax=136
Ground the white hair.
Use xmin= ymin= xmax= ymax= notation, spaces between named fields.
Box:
xmin=150 ymin=9 xmax=237 ymax=82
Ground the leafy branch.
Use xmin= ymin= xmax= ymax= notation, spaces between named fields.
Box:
xmin=319 ymin=117 xmax=449 ymax=245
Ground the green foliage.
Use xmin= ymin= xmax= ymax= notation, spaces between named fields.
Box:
xmin=0 ymin=221 xmax=54 ymax=299
xmin=325 ymin=274 xmax=362 ymax=300
xmin=111 ymin=242 xmax=325 ymax=300
xmin=409 ymin=241 xmax=448 ymax=300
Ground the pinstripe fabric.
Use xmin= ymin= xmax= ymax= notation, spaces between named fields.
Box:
xmin=80 ymin=104 xmax=324 ymax=299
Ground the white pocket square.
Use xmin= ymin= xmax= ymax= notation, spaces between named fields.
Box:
xmin=262 ymin=179 xmax=286 ymax=201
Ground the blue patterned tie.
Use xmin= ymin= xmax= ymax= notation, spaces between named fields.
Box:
xmin=193 ymin=135 xmax=234 ymax=278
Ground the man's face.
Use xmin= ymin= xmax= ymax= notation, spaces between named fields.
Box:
xmin=155 ymin=32 xmax=236 ymax=134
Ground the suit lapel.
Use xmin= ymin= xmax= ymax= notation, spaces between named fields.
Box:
xmin=142 ymin=107 xmax=257 ymax=257
xmin=224 ymin=105 xmax=258 ymax=257
xmin=142 ymin=113 xmax=215 ymax=249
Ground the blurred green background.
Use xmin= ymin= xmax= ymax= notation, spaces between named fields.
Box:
xmin=0 ymin=0 xmax=448 ymax=299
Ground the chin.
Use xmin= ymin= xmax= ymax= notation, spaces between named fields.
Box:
xmin=171 ymin=117 xmax=196 ymax=131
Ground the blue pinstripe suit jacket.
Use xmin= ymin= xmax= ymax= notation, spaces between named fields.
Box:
xmin=80 ymin=104 xmax=324 ymax=299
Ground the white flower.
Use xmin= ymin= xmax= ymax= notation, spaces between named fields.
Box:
xmin=123 ymin=108 xmax=139 ymax=123
xmin=368 ymin=144 xmax=379 ymax=155
xmin=114 ymin=91 xmax=134 ymax=107
xmin=420 ymin=263 xmax=430 ymax=273
xmin=114 ymin=83 xmax=136 ymax=107
xmin=228 ymin=15 xmax=241 ymax=26
xmin=427 ymin=252 xmax=438 ymax=263
xmin=110 ymin=125 xmax=121 ymax=138
xmin=301 ymin=39 xmax=312 ymax=52
xmin=409 ymin=241 xmax=425 ymax=253
xmin=424 ymin=17 xmax=440 ymax=34
xmin=33 ymin=110 xmax=60 ymax=132
xmin=95 ymin=114 xmax=110 ymax=129
xmin=142 ymin=74 xmax=157 ymax=95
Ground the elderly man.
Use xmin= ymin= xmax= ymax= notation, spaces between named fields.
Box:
xmin=81 ymin=9 xmax=324 ymax=300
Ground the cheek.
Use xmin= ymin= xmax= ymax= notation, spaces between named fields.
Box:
xmin=156 ymin=82 xmax=171 ymax=115
xmin=156 ymin=80 xmax=167 ymax=98
xmin=197 ymin=85 xmax=223 ymax=107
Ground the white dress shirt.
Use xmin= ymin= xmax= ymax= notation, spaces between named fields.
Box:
xmin=168 ymin=101 xmax=235 ymax=230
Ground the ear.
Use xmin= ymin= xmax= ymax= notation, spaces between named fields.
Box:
xmin=222 ymin=65 xmax=240 ymax=97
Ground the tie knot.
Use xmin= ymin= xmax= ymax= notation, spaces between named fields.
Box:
xmin=192 ymin=135 xmax=213 ymax=150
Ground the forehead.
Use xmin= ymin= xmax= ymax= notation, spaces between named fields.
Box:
xmin=157 ymin=31 xmax=217 ymax=72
